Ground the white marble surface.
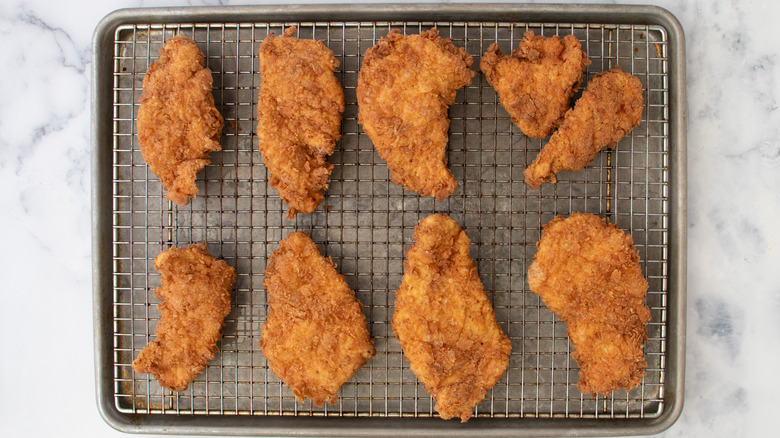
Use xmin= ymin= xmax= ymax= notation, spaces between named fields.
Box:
xmin=1 ymin=0 xmax=778 ymax=436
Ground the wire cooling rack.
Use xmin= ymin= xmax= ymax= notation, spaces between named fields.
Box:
xmin=110 ymin=20 xmax=669 ymax=420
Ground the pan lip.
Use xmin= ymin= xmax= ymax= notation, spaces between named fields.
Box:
xmin=91 ymin=3 xmax=687 ymax=436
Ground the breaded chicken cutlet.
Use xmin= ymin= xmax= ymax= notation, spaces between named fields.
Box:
xmin=527 ymin=213 xmax=650 ymax=395
xmin=137 ymin=35 xmax=224 ymax=205
xmin=480 ymin=31 xmax=590 ymax=138
xmin=357 ymin=29 xmax=475 ymax=201
xmin=393 ymin=214 xmax=511 ymax=422
xmin=132 ymin=243 xmax=236 ymax=391
xmin=257 ymin=27 xmax=345 ymax=219
xmin=260 ymin=232 xmax=375 ymax=406
xmin=524 ymin=67 xmax=643 ymax=189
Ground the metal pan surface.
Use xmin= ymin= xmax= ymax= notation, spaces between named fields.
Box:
xmin=92 ymin=4 xmax=686 ymax=436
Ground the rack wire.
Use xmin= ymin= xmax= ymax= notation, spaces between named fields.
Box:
xmin=111 ymin=20 xmax=669 ymax=420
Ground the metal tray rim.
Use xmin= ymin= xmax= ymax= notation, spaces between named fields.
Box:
xmin=91 ymin=3 xmax=687 ymax=436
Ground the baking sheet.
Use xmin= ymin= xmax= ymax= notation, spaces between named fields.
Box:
xmin=92 ymin=4 xmax=686 ymax=436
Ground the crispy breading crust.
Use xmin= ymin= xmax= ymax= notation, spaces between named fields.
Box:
xmin=524 ymin=67 xmax=643 ymax=189
xmin=257 ymin=27 xmax=345 ymax=219
xmin=132 ymin=243 xmax=236 ymax=391
xmin=393 ymin=214 xmax=511 ymax=422
xmin=480 ymin=31 xmax=590 ymax=138
xmin=357 ymin=29 xmax=475 ymax=201
xmin=137 ymin=35 xmax=224 ymax=205
xmin=260 ymin=232 xmax=375 ymax=406
xmin=527 ymin=213 xmax=650 ymax=395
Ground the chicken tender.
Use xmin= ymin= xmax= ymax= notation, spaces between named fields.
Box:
xmin=137 ymin=35 xmax=224 ymax=205
xmin=257 ymin=27 xmax=345 ymax=219
xmin=524 ymin=67 xmax=643 ymax=189
xmin=132 ymin=243 xmax=236 ymax=391
xmin=480 ymin=31 xmax=590 ymax=138
xmin=527 ymin=213 xmax=650 ymax=395
xmin=393 ymin=214 xmax=511 ymax=422
xmin=260 ymin=232 xmax=375 ymax=406
xmin=357 ymin=29 xmax=475 ymax=200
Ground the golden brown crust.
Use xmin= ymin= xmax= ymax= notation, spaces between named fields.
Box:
xmin=137 ymin=35 xmax=224 ymax=205
xmin=480 ymin=31 xmax=590 ymax=138
xmin=260 ymin=232 xmax=375 ymax=406
xmin=393 ymin=214 xmax=511 ymax=422
xmin=257 ymin=26 xmax=345 ymax=219
xmin=357 ymin=29 xmax=475 ymax=201
xmin=527 ymin=213 xmax=650 ymax=395
xmin=524 ymin=67 xmax=643 ymax=189
xmin=132 ymin=243 xmax=236 ymax=391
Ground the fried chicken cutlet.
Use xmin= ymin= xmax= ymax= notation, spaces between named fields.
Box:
xmin=480 ymin=31 xmax=590 ymax=138
xmin=137 ymin=35 xmax=224 ymax=205
xmin=357 ymin=29 xmax=475 ymax=201
xmin=257 ymin=27 xmax=345 ymax=219
xmin=527 ymin=213 xmax=650 ymax=395
xmin=393 ymin=214 xmax=511 ymax=422
xmin=132 ymin=243 xmax=236 ymax=391
xmin=260 ymin=232 xmax=375 ymax=406
xmin=524 ymin=67 xmax=643 ymax=189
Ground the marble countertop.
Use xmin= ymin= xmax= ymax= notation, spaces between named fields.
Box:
xmin=2 ymin=0 xmax=777 ymax=436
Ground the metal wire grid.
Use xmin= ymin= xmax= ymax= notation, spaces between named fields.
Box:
xmin=110 ymin=20 xmax=669 ymax=420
